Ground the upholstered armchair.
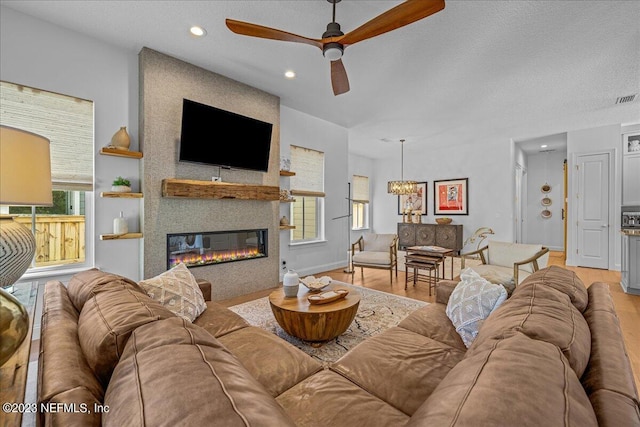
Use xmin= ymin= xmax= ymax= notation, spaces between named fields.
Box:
xmin=460 ymin=240 xmax=550 ymax=291
xmin=351 ymin=233 xmax=398 ymax=284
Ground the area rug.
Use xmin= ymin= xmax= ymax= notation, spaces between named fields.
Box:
xmin=228 ymin=283 xmax=427 ymax=364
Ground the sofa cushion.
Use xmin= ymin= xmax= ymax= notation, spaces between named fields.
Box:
xmin=139 ymin=262 xmax=206 ymax=322
xmin=515 ymin=265 xmax=588 ymax=312
xmin=470 ymin=281 xmax=591 ymax=378
xmin=352 ymin=250 xmax=393 ymax=266
xmin=581 ymin=283 xmax=640 ymax=426
xmin=42 ymin=387 xmax=102 ymax=427
xmin=445 ymin=269 xmax=507 ymax=348
xmin=67 ymin=268 xmax=144 ymax=312
xmin=407 ymin=332 xmax=598 ymax=427
xmin=331 ymin=326 xmax=466 ymax=415
xmin=193 ymin=301 xmax=250 ymax=337
xmin=486 ymin=240 xmax=545 ymax=273
xmin=217 ymin=326 xmax=323 ymax=397
xmin=103 ymin=317 xmax=296 ymax=427
xmin=78 ymin=281 xmax=176 ymax=386
xmin=362 ymin=233 xmax=395 ymax=252
xmin=38 ymin=281 xmax=104 ymax=426
xmin=277 ymin=369 xmax=410 ymax=427
xmin=397 ymin=303 xmax=467 ymax=351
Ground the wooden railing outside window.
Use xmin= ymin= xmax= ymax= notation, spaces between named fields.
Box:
xmin=14 ymin=215 xmax=85 ymax=267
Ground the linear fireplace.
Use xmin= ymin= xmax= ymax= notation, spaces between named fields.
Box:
xmin=167 ymin=229 xmax=267 ymax=269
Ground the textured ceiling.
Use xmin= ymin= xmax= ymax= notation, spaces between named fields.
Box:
xmin=2 ymin=0 xmax=639 ymax=158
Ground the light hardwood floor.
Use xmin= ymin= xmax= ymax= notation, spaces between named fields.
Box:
xmin=219 ymin=252 xmax=640 ymax=390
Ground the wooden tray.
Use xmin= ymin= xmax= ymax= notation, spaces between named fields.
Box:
xmin=307 ymin=289 xmax=349 ymax=305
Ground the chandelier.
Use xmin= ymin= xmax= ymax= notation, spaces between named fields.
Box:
xmin=387 ymin=139 xmax=418 ymax=195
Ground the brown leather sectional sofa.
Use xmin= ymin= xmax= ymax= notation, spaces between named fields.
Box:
xmin=37 ymin=266 xmax=639 ymax=426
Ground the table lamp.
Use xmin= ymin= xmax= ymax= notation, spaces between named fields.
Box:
xmin=0 ymin=125 xmax=52 ymax=366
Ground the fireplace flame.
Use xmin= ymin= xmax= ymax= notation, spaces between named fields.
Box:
xmin=169 ymin=247 xmax=264 ymax=269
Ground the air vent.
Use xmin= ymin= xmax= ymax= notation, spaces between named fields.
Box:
xmin=616 ymin=94 xmax=637 ymax=104
xmin=539 ymin=149 xmax=557 ymax=153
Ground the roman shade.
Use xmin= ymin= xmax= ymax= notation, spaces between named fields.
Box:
xmin=0 ymin=81 xmax=94 ymax=191
xmin=352 ymin=175 xmax=369 ymax=203
xmin=290 ymin=145 xmax=325 ymax=197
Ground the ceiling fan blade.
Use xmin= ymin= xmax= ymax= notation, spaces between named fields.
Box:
xmin=226 ymin=19 xmax=323 ymax=49
xmin=339 ymin=0 xmax=445 ymax=46
xmin=330 ymin=59 xmax=350 ymax=96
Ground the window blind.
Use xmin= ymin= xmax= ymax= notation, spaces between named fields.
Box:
xmin=0 ymin=81 xmax=94 ymax=191
xmin=290 ymin=145 xmax=325 ymax=197
xmin=352 ymin=175 xmax=369 ymax=203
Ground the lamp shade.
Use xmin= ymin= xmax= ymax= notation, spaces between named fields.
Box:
xmin=0 ymin=125 xmax=53 ymax=206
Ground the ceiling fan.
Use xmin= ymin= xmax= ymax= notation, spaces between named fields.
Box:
xmin=226 ymin=0 xmax=445 ymax=96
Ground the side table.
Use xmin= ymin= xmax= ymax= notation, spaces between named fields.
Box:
xmin=405 ymin=245 xmax=455 ymax=280
xmin=0 ymin=281 xmax=38 ymax=427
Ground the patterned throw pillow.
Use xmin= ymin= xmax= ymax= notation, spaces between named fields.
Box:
xmin=446 ymin=268 xmax=508 ymax=348
xmin=139 ymin=263 xmax=206 ymax=322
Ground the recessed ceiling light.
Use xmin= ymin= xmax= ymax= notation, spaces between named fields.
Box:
xmin=190 ymin=26 xmax=206 ymax=37
xmin=284 ymin=70 xmax=296 ymax=79
xmin=541 ymin=144 xmax=548 ymax=148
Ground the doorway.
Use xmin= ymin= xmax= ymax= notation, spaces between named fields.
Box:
xmin=514 ymin=133 xmax=567 ymax=252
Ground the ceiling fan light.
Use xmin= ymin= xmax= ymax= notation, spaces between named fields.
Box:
xmin=323 ymin=42 xmax=343 ymax=61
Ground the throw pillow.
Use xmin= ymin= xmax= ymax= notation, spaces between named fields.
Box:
xmin=446 ymin=268 xmax=508 ymax=348
xmin=139 ymin=263 xmax=206 ymax=322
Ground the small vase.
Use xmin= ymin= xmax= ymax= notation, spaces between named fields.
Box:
xmin=111 ymin=185 xmax=131 ymax=193
xmin=110 ymin=126 xmax=130 ymax=151
xmin=283 ymin=269 xmax=299 ymax=297
xmin=113 ymin=211 xmax=128 ymax=235
xmin=280 ymin=216 xmax=289 ymax=226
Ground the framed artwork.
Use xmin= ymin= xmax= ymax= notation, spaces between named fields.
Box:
xmin=623 ymin=132 xmax=640 ymax=154
xmin=434 ymin=178 xmax=468 ymax=215
xmin=397 ymin=182 xmax=427 ymax=215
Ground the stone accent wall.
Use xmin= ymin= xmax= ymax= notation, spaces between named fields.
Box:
xmin=139 ymin=47 xmax=280 ymax=300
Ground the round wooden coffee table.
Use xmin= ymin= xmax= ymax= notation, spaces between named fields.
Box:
xmin=269 ymin=284 xmax=361 ymax=346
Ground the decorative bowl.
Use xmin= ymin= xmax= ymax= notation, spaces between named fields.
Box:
xmin=435 ymin=217 xmax=452 ymax=225
xmin=300 ymin=275 xmax=331 ymax=292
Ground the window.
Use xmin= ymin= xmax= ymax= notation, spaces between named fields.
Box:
xmin=1 ymin=81 xmax=94 ymax=271
xmin=352 ymin=175 xmax=369 ymax=230
xmin=290 ymin=145 xmax=324 ymax=243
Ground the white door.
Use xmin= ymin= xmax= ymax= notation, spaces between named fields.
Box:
xmin=576 ymin=152 xmax=610 ymax=269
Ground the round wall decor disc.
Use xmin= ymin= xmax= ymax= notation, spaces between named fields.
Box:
xmin=541 ymin=184 xmax=551 ymax=193
xmin=541 ymin=197 xmax=552 ymax=206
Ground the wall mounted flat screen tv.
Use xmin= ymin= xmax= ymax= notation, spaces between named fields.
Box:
xmin=179 ymin=99 xmax=273 ymax=172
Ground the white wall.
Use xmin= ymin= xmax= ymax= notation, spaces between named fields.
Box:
xmin=1 ymin=6 xmax=141 ymax=281
xmin=279 ymin=106 xmax=350 ymax=278
xmin=566 ymin=124 xmax=621 ymax=269
xmin=372 ymin=138 xmax=514 ymax=244
xmin=525 ymin=150 xmax=566 ymax=250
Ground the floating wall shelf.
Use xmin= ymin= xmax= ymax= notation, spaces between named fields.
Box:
xmin=162 ymin=179 xmax=279 ymax=201
xmin=279 ymin=225 xmax=296 ymax=230
xmin=100 ymin=192 xmax=143 ymax=198
xmin=99 ymin=147 xmax=143 ymax=159
xmin=279 ymin=170 xmax=295 ymax=177
xmin=100 ymin=232 xmax=143 ymax=240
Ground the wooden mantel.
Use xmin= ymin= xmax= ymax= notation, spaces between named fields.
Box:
xmin=161 ymin=179 xmax=279 ymax=201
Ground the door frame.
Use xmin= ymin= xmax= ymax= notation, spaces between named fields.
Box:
xmin=514 ymin=162 xmax=526 ymax=243
xmin=569 ymin=148 xmax=615 ymax=269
